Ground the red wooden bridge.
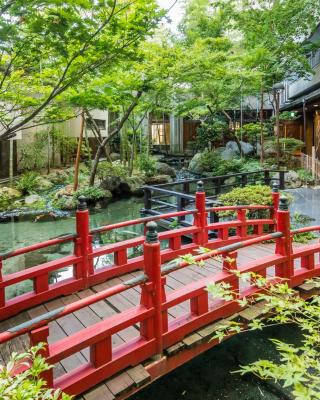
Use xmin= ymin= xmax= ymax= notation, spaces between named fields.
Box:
xmin=0 ymin=182 xmax=320 ymax=399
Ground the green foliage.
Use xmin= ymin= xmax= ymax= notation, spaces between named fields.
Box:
xmin=218 ymin=185 xmax=273 ymax=206
xmin=296 ymin=169 xmax=314 ymax=184
xmin=196 ymin=117 xmax=228 ymax=148
xmin=279 ymin=138 xmax=305 ymax=153
xmin=239 ymin=160 xmax=263 ymax=173
xmin=291 ymin=212 xmax=318 ymax=243
xmin=0 ymin=344 xmax=72 ymax=400
xmin=0 ymin=1 xmax=161 ymax=140
xmin=136 ymin=154 xmax=157 ymax=177
xmin=16 ymin=172 xmax=40 ymax=195
xmin=52 ymin=131 xmax=78 ymax=164
xmin=19 ymin=132 xmax=48 ymax=171
xmin=97 ymin=161 xmax=128 ymax=180
xmin=279 ymin=111 xmax=299 ymax=121
xmin=204 ymin=269 xmax=320 ymax=399
xmin=199 ymin=151 xmax=244 ymax=176
xmin=74 ymin=186 xmax=107 ymax=201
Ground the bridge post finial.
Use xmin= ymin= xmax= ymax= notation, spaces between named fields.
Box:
xmin=77 ymin=196 xmax=87 ymax=211
xmin=146 ymin=221 xmax=158 ymax=244
xmin=197 ymin=181 xmax=204 ymax=193
xmin=279 ymin=196 xmax=289 ymax=211
xmin=272 ymin=182 xmax=279 ymax=193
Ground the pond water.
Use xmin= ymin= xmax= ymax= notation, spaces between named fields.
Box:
xmin=0 ymin=188 xmax=316 ymax=399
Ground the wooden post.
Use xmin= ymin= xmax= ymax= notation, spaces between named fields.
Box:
xmin=312 ymin=145 xmax=316 ymax=178
xmin=275 ymin=197 xmax=293 ymax=280
xmin=279 ymin=171 xmax=285 ymax=190
xmin=9 ymin=139 xmax=14 ymax=188
xmin=264 ymin=170 xmax=271 ymax=186
xmin=73 ymin=110 xmax=85 ymax=192
xmin=194 ymin=181 xmax=208 ymax=246
xmin=141 ymin=222 xmax=166 ymax=359
xmin=75 ymin=197 xmax=94 ymax=287
xmin=143 ymin=188 xmax=152 ymax=213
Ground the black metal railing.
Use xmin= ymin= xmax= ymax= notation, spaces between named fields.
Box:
xmin=141 ymin=170 xmax=286 ymax=227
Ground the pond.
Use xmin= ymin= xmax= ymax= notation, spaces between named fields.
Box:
xmin=0 ymin=188 xmax=317 ymax=399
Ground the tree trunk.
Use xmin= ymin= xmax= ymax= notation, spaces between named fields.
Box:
xmin=260 ymin=81 xmax=265 ymax=164
xmin=89 ymin=90 xmax=143 ymax=186
xmin=222 ymin=109 xmax=242 ymax=155
xmin=73 ymin=110 xmax=85 ymax=192
xmin=84 ymin=108 xmax=112 ymax=162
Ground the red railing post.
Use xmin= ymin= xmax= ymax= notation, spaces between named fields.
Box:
xmin=75 ymin=197 xmax=94 ymax=287
xmin=194 ymin=181 xmax=208 ymax=246
xmin=140 ymin=222 xmax=167 ymax=359
xmin=223 ymin=251 xmax=239 ymax=298
xmin=30 ymin=326 xmax=53 ymax=387
xmin=275 ymin=197 xmax=293 ymax=280
xmin=237 ymin=209 xmax=247 ymax=238
xmin=271 ymin=182 xmax=280 ymax=229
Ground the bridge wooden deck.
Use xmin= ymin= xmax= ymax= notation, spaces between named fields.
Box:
xmin=0 ymin=242 xmax=276 ymax=399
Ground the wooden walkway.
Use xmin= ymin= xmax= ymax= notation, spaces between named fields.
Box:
xmin=0 ymin=242 xmax=278 ymax=400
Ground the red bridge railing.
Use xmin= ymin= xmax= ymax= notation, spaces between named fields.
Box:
xmin=0 ymin=182 xmax=279 ymax=320
xmin=0 ymin=190 xmax=320 ymax=396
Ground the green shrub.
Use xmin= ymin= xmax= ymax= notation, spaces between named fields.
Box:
xmin=296 ymin=168 xmax=314 ymax=184
xmin=240 ymin=160 xmax=263 ymax=173
xmin=218 ymin=184 xmax=273 ymax=206
xmin=291 ymin=212 xmax=318 ymax=243
xmin=16 ymin=172 xmax=40 ymax=195
xmin=196 ymin=117 xmax=228 ymax=148
xmin=74 ymin=186 xmax=108 ymax=201
xmin=0 ymin=193 xmax=11 ymax=211
xmin=136 ymin=154 xmax=157 ymax=177
xmin=279 ymin=138 xmax=304 ymax=153
xmin=97 ymin=161 xmax=128 ymax=180
xmin=0 ymin=344 xmax=72 ymax=400
xmin=199 ymin=151 xmax=244 ymax=176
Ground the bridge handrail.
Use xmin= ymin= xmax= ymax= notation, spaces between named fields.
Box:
xmin=0 ymin=183 xmax=280 ymax=321
xmin=291 ymin=226 xmax=320 ymax=235
xmin=0 ymin=231 xmax=284 ymax=345
xmin=0 ymin=233 xmax=77 ymax=261
xmin=205 ymin=205 xmax=273 ymax=212
xmin=90 ymin=209 xmax=196 ymax=235
xmin=146 ymin=169 xmax=286 ymax=188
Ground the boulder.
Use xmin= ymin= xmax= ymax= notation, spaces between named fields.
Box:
xmin=188 ymin=153 xmax=204 ymax=174
xmin=110 ymin=153 xmax=121 ymax=161
xmin=226 ymin=141 xmax=254 ymax=156
xmin=56 ymin=196 xmax=77 ymax=210
xmin=54 ymin=185 xmax=74 ymax=199
xmin=145 ymin=175 xmax=172 ymax=185
xmin=155 ymin=162 xmax=176 ymax=178
xmin=273 ymin=170 xmax=301 ymax=189
xmin=24 ymin=194 xmax=43 ymax=206
xmin=221 ymin=148 xmax=236 ymax=160
xmin=100 ymin=176 xmax=122 ymax=193
xmin=35 ymin=177 xmax=54 ymax=191
xmin=47 ymin=170 xmax=70 ymax=185
xmin=119 ymin=176 xmax=145 ymax=196
xmin=0 ymin=186 xmax=22 ymax=199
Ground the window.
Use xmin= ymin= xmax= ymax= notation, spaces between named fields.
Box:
xmin=152 ymin=123 xmax=167 ymax=145
xmin=86 ymin=118 xmax=106 ymax=130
